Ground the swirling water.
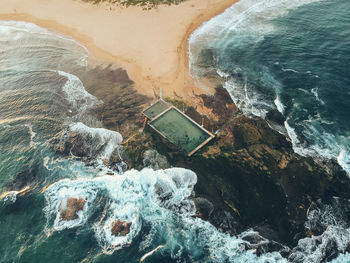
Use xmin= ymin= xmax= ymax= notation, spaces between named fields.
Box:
xmin=189 ymin=0 xmax=350 ymax=174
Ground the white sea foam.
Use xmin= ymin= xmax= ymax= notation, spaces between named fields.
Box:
xmin=0 ymin=20 xmax=50 ymax=36
xmin=284 ymin=120 xmax=301 ymax=145
xmin=0 ymin=21 xmax=89 ymax=55
xmin=57 ymin=71 xmax=100 ymax=114
xmin=140 ymin=245 xmax=164 ymax=262
xmin=338 ymin=149 xmax=350 ymax=175
xmin=3 ymin=191 xmax=19 ymax=203
xmin=223 ymin=78 xmax=271 ymax=118
xmin=44 ymin=178 xmax=103 ymax=232
xmin=189 ymin=0 xmax=324 ymax=72
xmin=289 ymin=226 xmax=350 ymax=263
xmin=44 ymin=168 xmax=287 ymax=261
xmin=311 ymin=87 xmax=326 ymax=105
xmin=69 ymin=122 xmax=123 ymax=165
xmin=329 ymin=253 xmax=350 ymax=263
xmin=0 ymin=21 xmax=89 ymax=69
xmin=305 ymin=203 xmax=347 ymax=232
xmin=281 ymin=68 xmax=299 ymax=73
xmin=274 ymin=95 xmax=285 ymax=114
xmin=24 ymin=124 xmax=37 ymax=148
xmin=285 ymin=117 xmax=350 ymax=174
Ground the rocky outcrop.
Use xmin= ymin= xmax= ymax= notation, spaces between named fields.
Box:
xmin=194 ymin=197 xmax=214 ymax=219
xmin=52 ymin=131 xmax=95 ymax=157
xmin=51 ymin=123 xmax=123 ymax=169
xmin=111 ymin=219 xmax=132 ymax=236
xmin=240 ymin=230 xmax=290 ymax=258
xmin=61 ymin=66 xmax=348 ymax=258
xmin=124 ymin=86 xmax=336 ymax=248
xmin=60 ymin=198 xmax=86 ymax=221
xmin=288 ymin=226 xmax=350 ymax=263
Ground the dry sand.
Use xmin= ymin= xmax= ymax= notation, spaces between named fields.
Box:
xmin=0 ymin=0 xmax=238 ymax=101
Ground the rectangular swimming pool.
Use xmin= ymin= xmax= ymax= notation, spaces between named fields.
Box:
xmin=143 ymin=100 xmax=170 ymax=120
xmin=149 ymin=107 xmax=212 ymax=155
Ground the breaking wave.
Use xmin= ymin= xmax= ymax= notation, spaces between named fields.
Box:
xmin=43 ymin=168 xmax=286 ymax=261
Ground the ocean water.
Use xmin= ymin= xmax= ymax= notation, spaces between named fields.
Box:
xmin=0 ymin=21 xmax=289 ymax=263
xmin=2 ymin=0 xmax=350 ymax=260
xmin=189 ymin=0 xmax=350 ymax=174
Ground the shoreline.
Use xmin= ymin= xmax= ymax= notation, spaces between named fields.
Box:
xmin=0 ymin=0 xmax=238 ymax=101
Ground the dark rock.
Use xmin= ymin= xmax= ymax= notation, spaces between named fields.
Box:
xmin=345 ymin=242 xmax=350 ymax=254
xmin=210 ymin=209 xmax=240 ymax=234
xmin=321 ymin=239 xmax=339 ymax=263
xmin=240 ymin=230 xmax=290 ymax=257
xmin=142 ymin=149 xmax=170 ymax=170
xmin=253 ymin=224 xmax=280 ymax=243
xmin=194 ymin=197 xmax=214 ymax=219
xmin=266 ymin=109 xmax=286 ymax=126
xmin=71 ymin=63 xmax=349 ymax=257
xmin=324 ymin=159 xmax=350 ymax=199
xmin=111 ymin=219 xmax=132 ymax=236
xmin=305 ymin=197 xmax=350 ymax=236
xmin=289 ymin=226 xmax=350 ymax=263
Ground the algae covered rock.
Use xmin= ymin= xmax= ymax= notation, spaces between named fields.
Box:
xmin=111 ymin=219 xmax=132 ymax=237
xmin=59 ymin=197 xmax=86 ymax=221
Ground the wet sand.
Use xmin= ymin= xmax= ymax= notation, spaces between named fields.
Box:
xmin=0 ymin=0 xmax=238 ymax=101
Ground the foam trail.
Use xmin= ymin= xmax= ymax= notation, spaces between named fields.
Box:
xmin=140 ymin=245 xmax=164 ymax=262
xmin=338 ymin=149 xmax=350 ymax=175
xmin=24 ymin=124 xmax=37 ymax=148
xmin=311 ymin=88 xmax=326 ymax=105
xmin=274 ymin=95 xmax=285 ymax=114
xmin=281 ymin=68 xmax=299 ymax=73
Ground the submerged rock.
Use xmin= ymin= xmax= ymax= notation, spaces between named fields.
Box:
xmin=240 ymin=230 xmax=290 ymax=258
xmin=51 ymin=123 xmax=123 ymax=166
xmin=60 ymin=198 xmax=86 ymax=221
xmin=305 ymin=197 xmax=350 ymax=236
xmin=288 ymin=226 xmax=350 ymax=263
xmin=194 ymin=197 xmax=214 ymax=219
xmin=111 ymin=219 xmax=132 ymax=236
xmin=142 ymin=149 xmax=170 ymax=170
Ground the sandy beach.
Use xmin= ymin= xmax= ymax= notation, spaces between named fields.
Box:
xmin=0 ymin=0 xmax=238 ymax=101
